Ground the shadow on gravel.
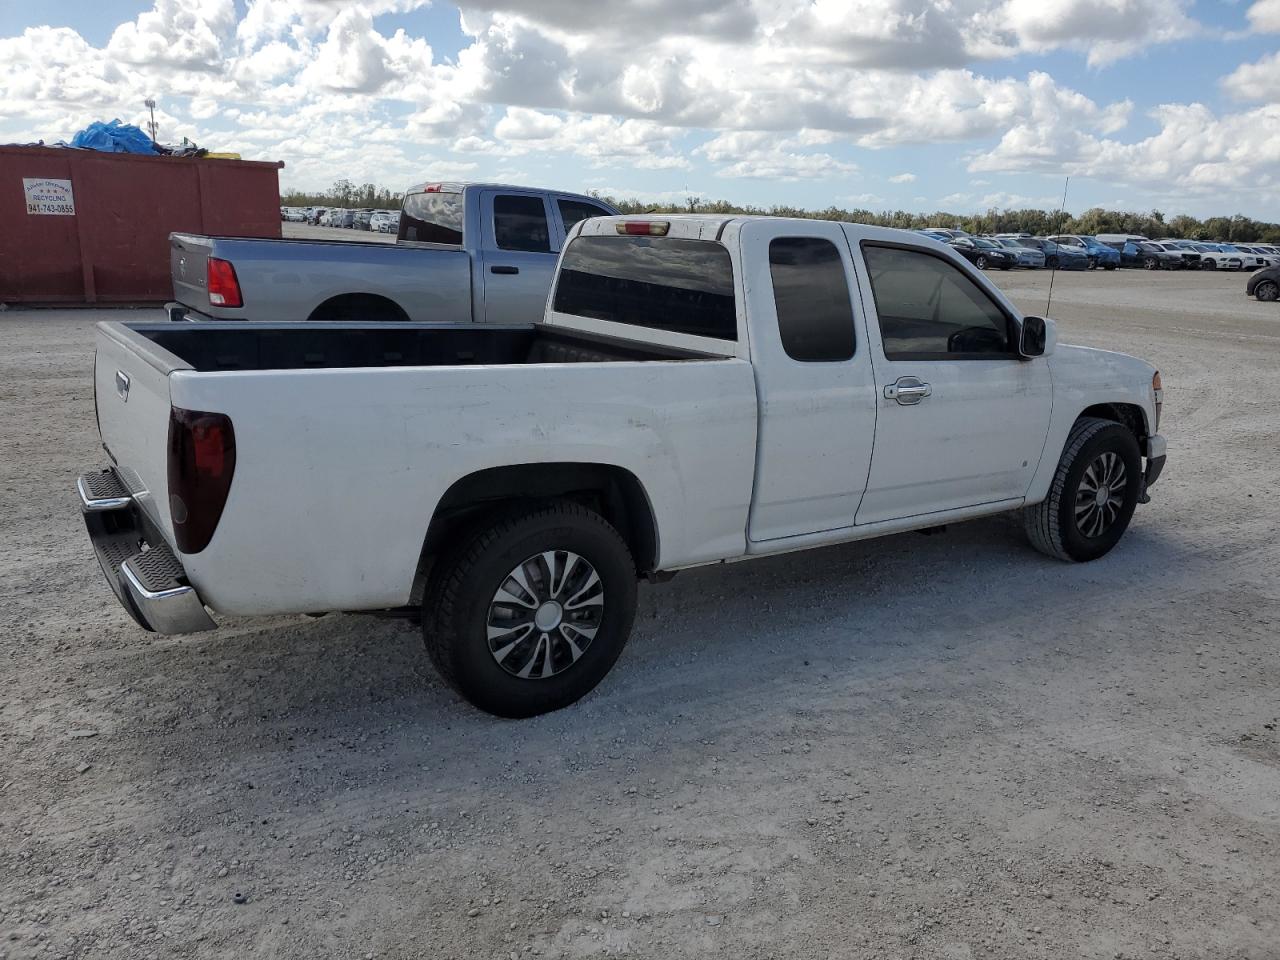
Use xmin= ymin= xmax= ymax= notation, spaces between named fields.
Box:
xmin=104 ymin=513 xmax=1181 ymax=793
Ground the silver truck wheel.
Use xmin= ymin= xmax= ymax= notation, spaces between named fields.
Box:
xmin=1023 ymin=417 xmax=1143 ymax=563
xmin=423 ymin=502 xmax=636 ymax=718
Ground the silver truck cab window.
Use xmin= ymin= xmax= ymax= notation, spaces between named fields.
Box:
xmin=398 ymin=192 xmax=463 ymax=244
xmin=494 ymin=195 xmax=551 ymax=252
xmin=558 ymin=199 xmax=613 ymax=232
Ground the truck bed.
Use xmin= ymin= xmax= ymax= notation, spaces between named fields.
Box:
xmin=133 ymin=322 xmax=715 ymax=372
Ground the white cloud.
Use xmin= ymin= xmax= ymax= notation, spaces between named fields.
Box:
xmin=999 ymin=0 xmax=1198 ymax=66
xmin=107 ymin=0 xmax=236 ymax=70
xmin=1222 ymin=51 xmax=1280 ymax=102
xmin=697 ymin=131 xmax=858 ymax=180
xmin=1247 ymin=0 xmax=1280 ymax=32
xmin=889 ymin=172 xmax=917 ymax=183
xmin=840 ymin=192 xmax=889 ymax=205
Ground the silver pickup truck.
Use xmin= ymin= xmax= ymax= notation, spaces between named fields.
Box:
xmin=167 ymin=183 xmax=618 ymax=324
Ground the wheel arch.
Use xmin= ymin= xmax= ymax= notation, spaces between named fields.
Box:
xmin=419 ymin=462 xmax=660 ymax=582
xmin=307 ymin=292 xmax=410 ymax=323
xmin=1077 ymin=402 xmax=1149 ymax=443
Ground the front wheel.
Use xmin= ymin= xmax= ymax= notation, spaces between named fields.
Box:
xmin=423 ymin=502 xmax=638 ymax=718
xmin=975 ymin=255 xmax=988 ymax=270
xmin=1255 ymin=279 xmax=1280 ymax=302
xmin=1023 ymin=417 xmax=1142 ymax=563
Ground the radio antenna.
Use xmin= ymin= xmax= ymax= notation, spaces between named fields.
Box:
xmin=1045 ymin=175 xmax=1069 ymax=316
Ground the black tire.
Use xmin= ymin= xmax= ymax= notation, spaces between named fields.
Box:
xmin=1143 ymin=257 xmax=1158 ymax=271
xmin=1087 ymin=257 xmax=1098 ymax=270
xmin=1103 ymin=263 xmax=1117 ymax=271
xmin=423 ymin=501 xmax=637 ymax=718
xmin=1201 ymin=258 xmax=1216 ymax=271
xmin=1256 ymin=280 xmax=1280 ymax=302
xmin=975 ymin=255 xmax=988 ymax=270
xmin=1022 ymin=417 xmax=1143 ymax=563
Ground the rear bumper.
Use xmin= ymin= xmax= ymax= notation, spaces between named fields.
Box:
xmin=164 ymin=301 xmax=217 ymax=322
xmin=78 ymin=468 xmax=215 ymax=635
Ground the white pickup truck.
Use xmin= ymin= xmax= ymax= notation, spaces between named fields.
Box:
xmin=81 ymin=215 xmax=1166 ymax=717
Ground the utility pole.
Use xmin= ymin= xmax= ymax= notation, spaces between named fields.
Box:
xmin=144 ymin=99 xmax=157 ymax=143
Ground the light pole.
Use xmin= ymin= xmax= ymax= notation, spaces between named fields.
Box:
xmin=144 ymin=99 xmax=157 ymax=142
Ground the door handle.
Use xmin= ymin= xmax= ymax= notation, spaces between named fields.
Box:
xmin=490 ymin=265 xmax=519 ymax=275
xmin=884 ymin=376 xmax=931 ymax=405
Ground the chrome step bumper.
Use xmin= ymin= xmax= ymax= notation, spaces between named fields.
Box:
xmin=78 ymin=468 xmax=215 ymax=634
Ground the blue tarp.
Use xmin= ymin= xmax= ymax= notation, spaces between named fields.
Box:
xmin=69 ymin=119 xmax=158 ymax=155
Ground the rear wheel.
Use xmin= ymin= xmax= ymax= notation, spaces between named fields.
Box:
xmin=1143 ymin=256 xmax=1159 ymax=270
xmin=1256 ymin=279 xmax=1280 ymax=302
xmin=1201 ymin=258 xmax=1216 ymax=271
xmin=1023 ymin=417 xmax=1142 ymax=563
xmin=423 ymin=502 xmax=637 ymax=718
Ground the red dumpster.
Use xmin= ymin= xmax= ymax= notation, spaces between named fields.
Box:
xmin=0 ymin=145 xmax=283 ymax=304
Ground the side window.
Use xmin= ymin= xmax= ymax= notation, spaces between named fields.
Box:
xmin=493 ymin=195 xmax=551 ymax=252
xmin=558 ymin=198 xmax=612 ymax=232
xmin=862 ymin=245 xmax=1013 ymax=359
xmin=768 ymin=237 xmax=855 ymax=361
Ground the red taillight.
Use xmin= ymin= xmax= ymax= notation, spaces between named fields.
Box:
xmin=615 ymin=221 xmax=670 ymax=236
xmin=167 ymin=408 xmax=236 ymax=554
xmin=206 ymin=257 xmax=242 ymax=308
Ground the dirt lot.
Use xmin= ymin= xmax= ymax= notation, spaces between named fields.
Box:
xmin=2 ymin=269 xmax=1278 ymax=960
xmin=282 ymin=222 xmax=395 ymax=243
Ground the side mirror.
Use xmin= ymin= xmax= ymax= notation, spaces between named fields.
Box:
xmin=1019 ymin=316 xmax=1055 ymax=358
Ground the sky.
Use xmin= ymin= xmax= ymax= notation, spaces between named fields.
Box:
xmin=1 ymin=0 xmax=1278 ymax=219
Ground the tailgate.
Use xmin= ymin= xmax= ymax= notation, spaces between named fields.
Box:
xmin=170 ymin=233 xmax=213 ymax=309
xmin=94 ymin=323 xmax=190 ymax=543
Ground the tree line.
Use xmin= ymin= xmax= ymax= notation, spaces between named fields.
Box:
xmin=281 ymin=180 xmax=1280 ymax=242
xmin=280 ymin=179 xmax=403 ymax=210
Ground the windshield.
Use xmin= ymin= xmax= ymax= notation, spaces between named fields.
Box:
xmin=972 ymin=238 xmax=1000 ymax=249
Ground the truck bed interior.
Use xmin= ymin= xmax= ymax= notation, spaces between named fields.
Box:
xmin=128 ymin=322 xmax=717 ymax=372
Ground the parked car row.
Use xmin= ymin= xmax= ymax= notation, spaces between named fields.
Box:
xmin=917 ymin=230 xmax=1107 ymax=271
xmin=1095 ymin=234 xmax=1280 ymax=271
xmin=279 ymin=205 xmax=402 ymax=232
xmin=917 ymin=227 xmax=1280 ymax=275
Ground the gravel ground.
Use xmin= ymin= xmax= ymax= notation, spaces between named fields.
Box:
xmin=2 ymin=269 xmax=1278 ymax=960
xmin=282 ymin=222 xmax=395 ymax=243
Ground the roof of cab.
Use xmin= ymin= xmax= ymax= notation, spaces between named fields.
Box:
xmin=401 ymin=180 xmax=611 ymax=201
xmin=575 ymin=213 xmax=953 ymax=248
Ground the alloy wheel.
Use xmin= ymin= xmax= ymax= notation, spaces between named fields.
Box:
xmin=1075 ymin=452 xmax=1127 ymax=539
xmin=486 ymin=551 xmax=605 ymax=679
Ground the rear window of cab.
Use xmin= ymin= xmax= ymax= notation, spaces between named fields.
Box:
xmin=552 ymin=235 xmax=737 ymax=341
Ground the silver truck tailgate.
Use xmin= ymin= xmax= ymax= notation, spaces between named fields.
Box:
xmin=170 ymin=233 xmax=212 ymax=310
xmin=94 ymin=322 xmax=190 ymax=543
